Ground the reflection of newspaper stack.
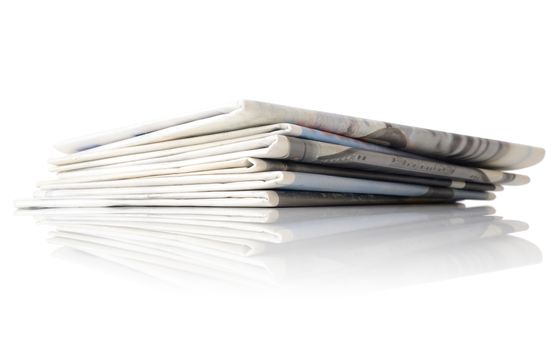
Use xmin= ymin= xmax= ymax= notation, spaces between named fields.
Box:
xmin=17 ymin=205 xmax=541 ymax=288
xmin=15 ymin=100 xmax=544 ymax=208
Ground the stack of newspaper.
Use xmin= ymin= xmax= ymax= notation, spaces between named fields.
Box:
xmin=15 ymin=100 xmax=544 ymax=208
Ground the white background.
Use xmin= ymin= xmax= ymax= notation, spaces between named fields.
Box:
xmin=1 ymin=1 xmax=558 ymax=349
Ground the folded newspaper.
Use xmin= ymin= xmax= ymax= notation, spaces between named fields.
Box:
xmin=15 ymin=100 xmax=545 ymax=208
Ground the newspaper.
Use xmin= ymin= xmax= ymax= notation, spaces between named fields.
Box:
xmin=40 ymin=157 xmax=499 ymax=192
xmin=49 ymin=123 xmax=423 ymax=171
xmin=15 ymin=190 xmax=454 ymax=208
xmin=33 ymin=171 xmax=494 ymax=201
xmin=52 ymin=135 xmax=529 ymax=185
xmin=54 ymin=100 xmax=544 ymax=170
xmin=16 ymin=101 xmax=542 ymax=208
xmin=16 ymin=204 xmax=479 ymax=223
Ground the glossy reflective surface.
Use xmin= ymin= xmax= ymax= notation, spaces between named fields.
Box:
xmin=17 ymin=204 xmax=541 ymax=290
